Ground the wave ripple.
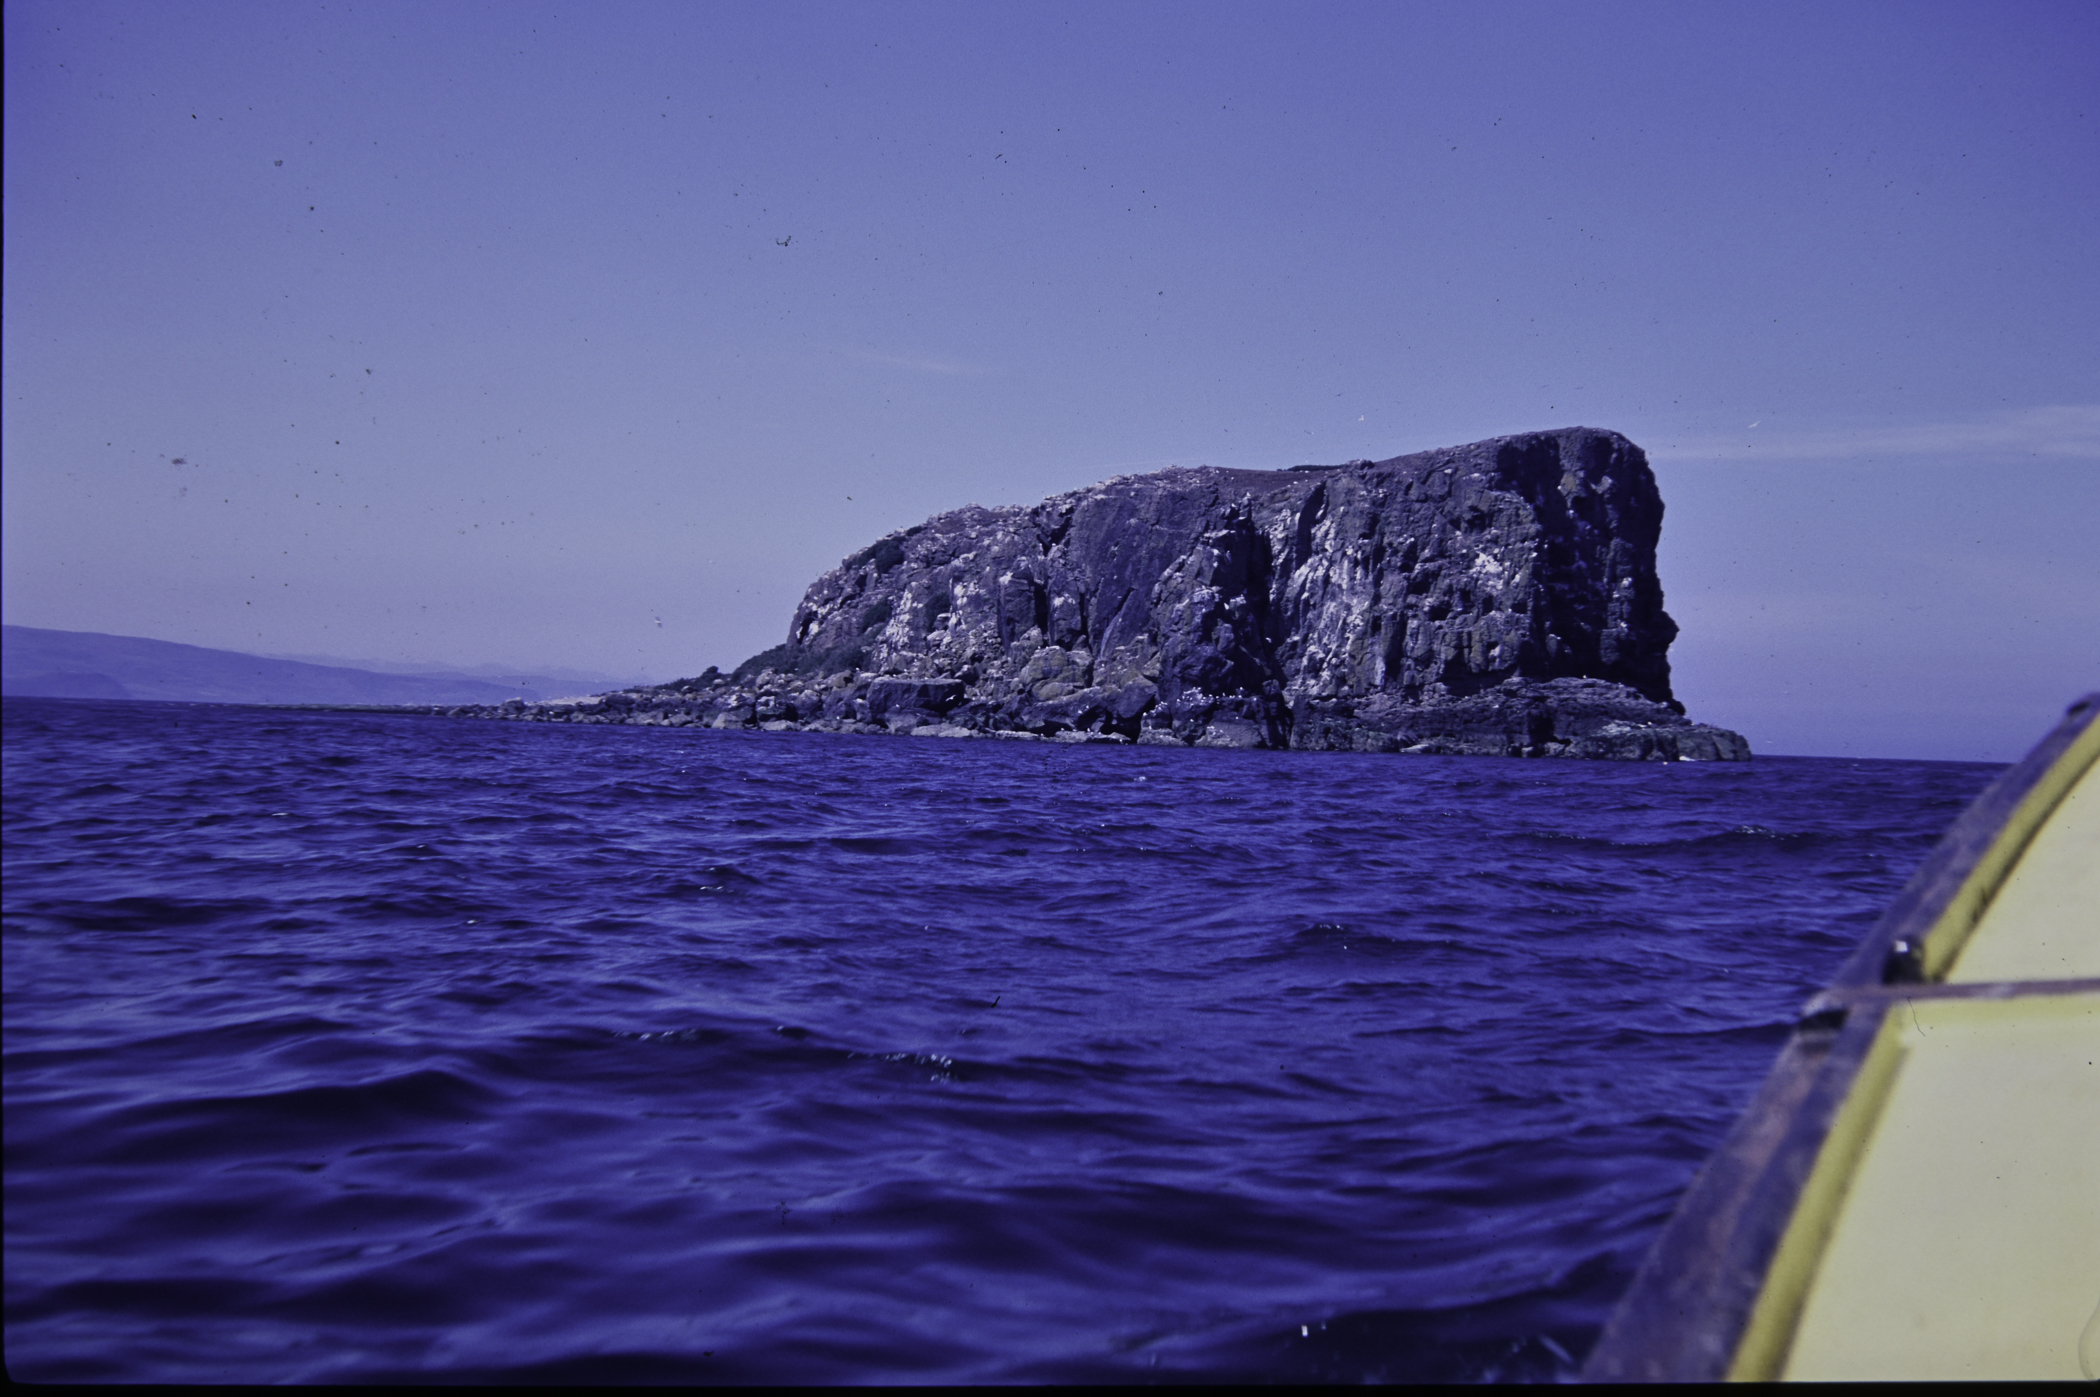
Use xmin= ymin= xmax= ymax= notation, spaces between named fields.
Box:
xmin=2 ymin=698 xmax=1997 ymax=1382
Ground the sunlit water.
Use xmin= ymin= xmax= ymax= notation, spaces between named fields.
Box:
xmin=2 ymin=697 xmax=1996 ymax=1382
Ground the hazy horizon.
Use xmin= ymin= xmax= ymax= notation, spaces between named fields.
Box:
xmin=6 ymin=1 xmax=2096 ymax=761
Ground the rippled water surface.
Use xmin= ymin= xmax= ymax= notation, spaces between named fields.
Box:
xmin=3 ymin=697 xmax=1999 ymax=1382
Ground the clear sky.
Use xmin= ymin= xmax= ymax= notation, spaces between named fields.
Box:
xmin=5 ymin=0 xmax=2095 ymax=760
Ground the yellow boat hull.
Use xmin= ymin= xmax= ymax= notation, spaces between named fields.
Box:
xmin=1585 ymin=695 xmax=2100 ymax=1382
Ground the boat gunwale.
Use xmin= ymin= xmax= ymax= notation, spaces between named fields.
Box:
xmin=1580 ymin=692 xmax=2100 ymax=1382
xmin=1829 ymin=693 xmax=2100 ymax=989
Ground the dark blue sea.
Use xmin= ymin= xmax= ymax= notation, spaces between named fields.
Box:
xmin=2 ymin=697 xmax=1999 ymax=1383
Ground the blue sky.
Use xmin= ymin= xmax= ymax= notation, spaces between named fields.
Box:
xmin=5 ymin=0 xmax=2095 ymax=759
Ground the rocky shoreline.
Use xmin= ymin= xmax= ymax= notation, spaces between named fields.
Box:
xmin=434 ymin=428 xmax=1750 ymax=761
xmin=429 ymin=672 xmax=1747 ymax=761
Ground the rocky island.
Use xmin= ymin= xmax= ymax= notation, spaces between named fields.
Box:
xmin=444 ymin=427 xmax=1749 ymax=760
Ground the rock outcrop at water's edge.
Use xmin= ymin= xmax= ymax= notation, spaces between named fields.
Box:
xmin=439 ymin=428 xmax=1750 ymax=760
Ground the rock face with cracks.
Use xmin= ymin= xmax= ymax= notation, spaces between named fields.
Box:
xmin=445 ymin=428 xmax=1749 ymax=760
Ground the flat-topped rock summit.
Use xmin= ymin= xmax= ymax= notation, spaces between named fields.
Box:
xmin=450 ymin=428 xmax=1749 ymax=760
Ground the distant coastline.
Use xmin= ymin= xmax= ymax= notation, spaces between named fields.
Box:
xmin=0 ymin=626 xmax=646 ymax=710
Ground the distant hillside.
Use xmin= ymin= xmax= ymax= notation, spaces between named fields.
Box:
xmin=263 ymin=650 xmax=649 ymax=689
xmin=0 ymin=626 xmax=623 ymax=707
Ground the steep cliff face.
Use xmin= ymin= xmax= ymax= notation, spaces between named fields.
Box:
xmin=451 ymin=428 xmax=1748 ymax=760
xmin=727 ymin=426 xmax=1743 ymax=758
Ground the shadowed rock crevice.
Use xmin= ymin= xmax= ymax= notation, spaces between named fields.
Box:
xmin=446 ymin=428 xmax=1749 ymax=760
